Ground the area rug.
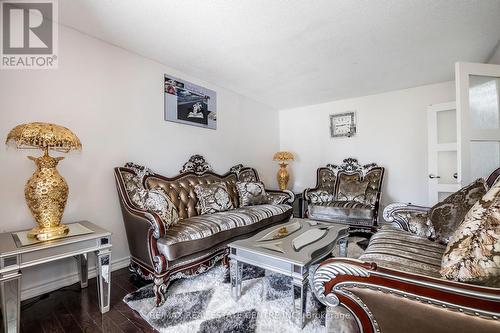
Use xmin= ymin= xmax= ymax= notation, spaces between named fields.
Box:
xmin=124 ymin=237 xmax=366 ymax=333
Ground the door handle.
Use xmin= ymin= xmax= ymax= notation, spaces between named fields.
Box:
xmin=453 ymin=173 xmax=458 ymax=179
xmin=429 ymin=174 xmax=441 ymax=179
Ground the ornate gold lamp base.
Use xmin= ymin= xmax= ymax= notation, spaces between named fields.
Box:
xmin=28 ymin=224 xmax=69 ymax=241
xmin=25 ymin=150 xmax=70 ymax=241
xmin=277 ymin=162 xmax=290 ymax=190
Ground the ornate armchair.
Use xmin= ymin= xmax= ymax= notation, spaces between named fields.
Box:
xmin=303 ymin=158 xmax=384 ymax=227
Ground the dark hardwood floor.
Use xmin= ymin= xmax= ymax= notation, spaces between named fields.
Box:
xmin=17 ymin=268 xmax=155 ymax=333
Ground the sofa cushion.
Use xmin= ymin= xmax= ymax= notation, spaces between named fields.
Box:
xmin=309 ymin=201 xmax=374 ymax=221
xmin=440 ymin=180 xmax=500 ymax=286
xmin=429 ymin=178 xmax=487 ymax=244
xmin=194 ymin=182 xmax=235 ymax=215
xmin=157 ymin=204 xmax=292 ymax=260
xmin=143 ymin=188 xmax=180 ymax=228
xmin=121 ymin=165 xmax=179 ymax=227
xmin=406 ymin=212 xmax=436 ymax=239
xmin=359 ymin=227 xmax=446 ymax=277
xmin=236 ymin=181 xmax=268 ymax=206
xmin=336 ymin=172 xmax=369 ymax=203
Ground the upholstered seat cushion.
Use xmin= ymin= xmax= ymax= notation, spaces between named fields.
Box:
xmin=359 ymin=227 xmax=447 ymax=277
xmin=157 ymin=204 xmax=292 ymax=260
xmin=309 ymin=201 xmax=374 ymax=221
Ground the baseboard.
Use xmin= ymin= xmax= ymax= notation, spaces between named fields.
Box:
xmin=20 ymin=256 xmax=131 ymax=301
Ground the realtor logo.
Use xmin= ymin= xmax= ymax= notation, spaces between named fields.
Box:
xmin=1 ymin=0 xmax=58 ymax=69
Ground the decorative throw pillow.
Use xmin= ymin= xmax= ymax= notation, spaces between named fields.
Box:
xmin=406 ymin=212 xmax=436 ymax=239
xmin=429 ymin=179 xmax=487 ymax=244
xmin=121 ymin=163 xmax=179 ymax=227
xmin=121 ymin=162 xmax=154 ymax=209
xmin=336 ymin=172 xmax=369 ymax=203
xmin=309 ymin=190 xmax=335 ymax=204
xmin=143 ymin=187 xmax=179 ymax=228
xmin=236 ymin=181 xmax=268 ymax=206
xmin=440 ymin=180 xmax=500 ymax=286
xmin=194 ymin=182 xmax=235 ymax=215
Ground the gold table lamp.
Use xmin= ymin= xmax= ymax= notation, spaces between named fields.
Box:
xmin=6 ymin=122 xmax=82 ymax=241
xmin=273 ymin=151 xmax=294 ymax=190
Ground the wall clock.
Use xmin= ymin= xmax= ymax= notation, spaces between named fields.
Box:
xmin=330 ymin=111 xmax=356 ymax=138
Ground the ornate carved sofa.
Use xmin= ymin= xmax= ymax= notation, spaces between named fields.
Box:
xmin=114 ymin=155 xmax=294 ymax=305
xmin=303 ymin=158 xmax=384 ymax=227
xmin=312 ymin=169 xmax=500 ymax=333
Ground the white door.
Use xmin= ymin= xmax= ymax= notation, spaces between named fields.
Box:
xmin=427 ymin=102 xmax=461 ymax=205
xmin=456 ymin=62 xmax=500 ymax=185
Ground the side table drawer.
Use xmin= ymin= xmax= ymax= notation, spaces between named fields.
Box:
xmin=21 ymin=239 xmax=100 ymax=266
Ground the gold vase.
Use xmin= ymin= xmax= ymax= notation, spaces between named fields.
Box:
xmin=25 ymin=149 xmax=69 ymax=240
xmin=277 ymin=162 xmax=290 ymax=190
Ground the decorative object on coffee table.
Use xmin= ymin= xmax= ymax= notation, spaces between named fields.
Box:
xmin=273 ymin=151 xmax=294 ymax=190
xmin=5 ymin=122 xmax=82 ymax=241
xmin=229 ymin=218 xmax=349 ymax=328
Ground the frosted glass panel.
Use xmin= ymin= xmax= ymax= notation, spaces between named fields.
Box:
xmin=438 ymin=151 xmax=457 ymax=184
xmin=469 ymin=75 xmax=500 ymax=130
xmin=436 ymin=109 xmax=456 ymax=144
xmin=470 ymin=141 xmax=500 ymax=181
xmin=438 ymin=192 xmax=453 ymax=202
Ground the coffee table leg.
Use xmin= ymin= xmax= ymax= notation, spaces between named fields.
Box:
xmin=292 ymin=277 xmax=307 ymax=328
xmin=230 ymin=259 xmax=242 ymax=300
xmin=338 ymin=235 xmax=349 ymax=257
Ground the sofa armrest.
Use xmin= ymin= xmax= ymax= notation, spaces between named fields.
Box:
xmin=114 ymin=168 xmax=168 ymax=274
xmin=383 ymin=202 xmax=431 ymax=231
xmin=266 ymin=189 xmax=295 ymax=205
xmin=313 ymin=258 xmax=500 ymax=333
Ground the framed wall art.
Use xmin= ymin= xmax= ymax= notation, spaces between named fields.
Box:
xmin=164 ymin=74 xmax=217 ymax=129
xmin=330 ymin=111 xmax=356 ymax=137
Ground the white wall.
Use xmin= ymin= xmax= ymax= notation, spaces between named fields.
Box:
xmin=279 ymin=81 xmax=455 ymax=207
xmin=488 ymin=42 xmax=500 ymax=64
xmin=0 ymin=25 xmax=279 ymax=299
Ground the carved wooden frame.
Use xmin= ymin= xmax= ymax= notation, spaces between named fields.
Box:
xmin=303 ymin=158 xmax=384 ymax=227
xmin=313 ymin=258 xmax=500 ymax=333
xmin=115 ymin=155 xmax=294 ymax=306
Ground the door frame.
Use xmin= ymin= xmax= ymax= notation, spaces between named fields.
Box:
xmin=456 ymin=62 xmax=500 ymax=185
xmin=427 ymin=101 xmax=460 ymax=205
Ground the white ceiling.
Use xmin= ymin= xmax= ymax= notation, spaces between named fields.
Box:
xmin=58 ymin=0 xmax=500 ymax=109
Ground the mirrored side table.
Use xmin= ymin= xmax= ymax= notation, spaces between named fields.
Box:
xmin=0 ymin=221 xmax=112 ymax=333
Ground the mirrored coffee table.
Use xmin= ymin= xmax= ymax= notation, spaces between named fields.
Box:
xmin=228 ymin=218 xmax=349 ymax=328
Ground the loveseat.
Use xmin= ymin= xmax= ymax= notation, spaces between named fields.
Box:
xmin=312 ymin=168 xmax=500 ymax=333
xmin=115 ymin=155 xmax=294 ymax=305
xmin=303 ymin=158 xmax=384 ymax=227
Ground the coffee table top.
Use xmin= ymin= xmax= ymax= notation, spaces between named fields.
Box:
xmin=229 ymin=218 xmax=348 ymax=267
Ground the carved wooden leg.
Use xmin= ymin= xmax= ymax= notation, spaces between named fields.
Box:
xmin=222 ymin=255 xmax=230 ymax=268
xmin=153 ymin=275 xmax=170 ymax=306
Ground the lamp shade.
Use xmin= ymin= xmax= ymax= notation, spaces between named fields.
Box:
xmin=273 ymin=151 xmax=294 ymax=161
xmin=6 ymin=122 xmax=82 ymax=153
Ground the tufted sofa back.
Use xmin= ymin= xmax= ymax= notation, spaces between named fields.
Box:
xmin=305 ymin=158 xmax=385 ymax=207
xmin=115 ymin=164 xmax=261 ymax=220
xmin=145 ymin=172 xmax=240 ymax=219
xmin=334 ymin=167 xmax=384 ymax=206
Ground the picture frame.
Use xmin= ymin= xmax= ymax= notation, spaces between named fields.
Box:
xmin=164 ymin=74 xmax=217 ymax=129
xmin=330 ymin=111 xmax=356 ymax=138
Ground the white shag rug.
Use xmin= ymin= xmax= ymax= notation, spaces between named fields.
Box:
xmin=124 ymin=237 xmax=366 ymax=333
